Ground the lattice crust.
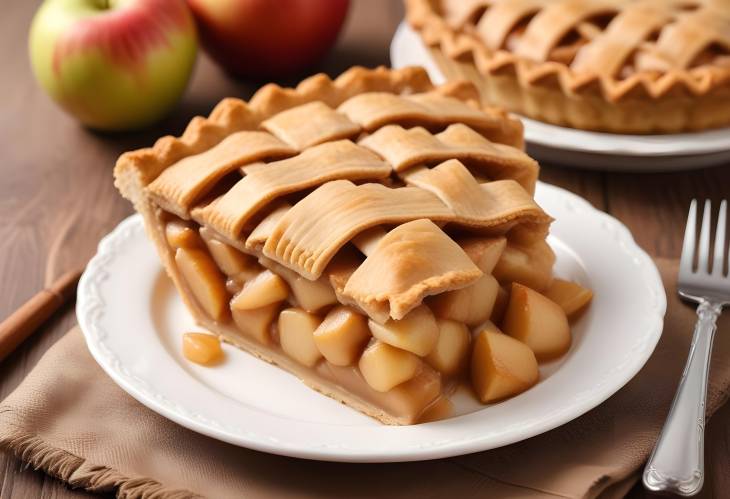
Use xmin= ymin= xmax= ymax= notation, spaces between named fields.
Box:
xmin=260 ymin=179 xmax=547 ymax=284
xmin=341 ymin=219 xmax=483 ymax=320
xmin=147 ymin=131 xmax=296 ymax=217
xmin=337 ymin=91 xmax=509 ymax=133
xmin=115 ymin=67 xmax=522 ymax=203
xmin=359 ymin=123 xmax=538 ymax=194
xmin=410 ymin=0 xmax=730 ymax=100
xmin=115 ymin=66 xmax=547 ymax=323
xmin=261 ymin=101 xmax=361 ymax=149
xmin=191 ymin=140 xmax=392 ymax=239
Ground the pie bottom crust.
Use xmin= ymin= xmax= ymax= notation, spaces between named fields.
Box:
xmin=201 ymin=318 xmax=410 ymax=426
xmin=429 ymin=48 xmax=730 ymax=134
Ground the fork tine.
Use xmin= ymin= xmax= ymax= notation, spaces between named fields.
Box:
xmin=697 ymin=200 xmax=712 ymax=273
xmin=680 ymin=199 xmax=697 ymax=275
xmin=713 ymin=199 xmax=727 ymax=276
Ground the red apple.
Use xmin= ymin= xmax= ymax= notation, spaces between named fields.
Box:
xmin=29 ymin=0 xmax=198 ymax=131
xmin=187 ymin=0 xmax=349 ymax=79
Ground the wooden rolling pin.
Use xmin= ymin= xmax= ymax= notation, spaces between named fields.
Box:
xmin=0 ymin=269 xmax=82 ymax=362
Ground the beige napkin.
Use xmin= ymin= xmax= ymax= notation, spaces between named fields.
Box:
xmin=1 ymin=258 xmax=729 ymax=499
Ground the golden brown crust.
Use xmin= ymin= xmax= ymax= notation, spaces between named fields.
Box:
xmin=406 ymin=0 xmax=730 ymax=133
xmin=114 ymin=66 xmax=524 ymax=207
xmin=342 ymin=219 xmax=483 ymax=320
xmin=116 ymin=66 xmax=432 ymax=200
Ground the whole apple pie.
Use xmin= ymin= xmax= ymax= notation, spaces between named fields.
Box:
xmin=114 ymin=66 xmax=591 ymax=425
xmin=407 ymin=0 xmax=730 ymax=133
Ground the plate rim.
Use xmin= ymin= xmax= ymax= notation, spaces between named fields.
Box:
xmin=77 ymin=182 xmax=666 ymax=462
xmin=390 ymin=20 xmax=730 ymax=158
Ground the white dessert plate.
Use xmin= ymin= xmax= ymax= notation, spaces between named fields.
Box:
xmin=391 ymin=21 xmax=730 ymax=171
xmin=77 ymin=183 xmax=665 ymax=463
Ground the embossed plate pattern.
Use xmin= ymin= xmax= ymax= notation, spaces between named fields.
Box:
xmin=77 ymin=182 xmax=666 ymax=462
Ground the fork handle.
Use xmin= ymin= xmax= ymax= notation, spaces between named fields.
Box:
xmin=643 ymin=300 xmax=722 ymax=496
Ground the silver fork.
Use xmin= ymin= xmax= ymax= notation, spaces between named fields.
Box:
xmin=643 ymin=199 xmax=729 ymax=496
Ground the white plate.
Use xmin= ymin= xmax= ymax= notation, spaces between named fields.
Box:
xmin=77 ymin=183 xmax=665 ymax=463
xmin=390 ymin=21 xmax=730 ymax=171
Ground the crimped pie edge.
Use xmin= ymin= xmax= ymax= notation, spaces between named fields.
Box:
xmin=114 ymin=65 xmax=524 ymax=211
xmin=405 ymin=0 xmax=730 ymax=133
xmin=406 ymin=0 xmax=730 ymax=101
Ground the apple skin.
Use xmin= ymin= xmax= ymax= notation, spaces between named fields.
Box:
xmin=29 ymin=0 xmax=198 ymax=131
xmin=187 ymin=0 xmax=349 ymax=79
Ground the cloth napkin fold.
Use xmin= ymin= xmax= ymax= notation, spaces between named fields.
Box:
xmin=1 ymin=258 xmax=729 ymax=499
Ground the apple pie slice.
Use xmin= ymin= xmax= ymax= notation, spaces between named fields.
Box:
xmin=114 ymin=66 xmax=591 ymax=425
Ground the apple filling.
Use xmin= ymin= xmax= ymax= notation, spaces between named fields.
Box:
xmin=162 ymin=215 xmax=590 ymax=424
xmin=182 ymin=332 xmax=224 ymax=366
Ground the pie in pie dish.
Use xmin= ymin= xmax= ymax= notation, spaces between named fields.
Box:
xmin=406 ymin=0 xmax=730 ymax=134
xmin=114 ymin=66 xmax=591 ymax=425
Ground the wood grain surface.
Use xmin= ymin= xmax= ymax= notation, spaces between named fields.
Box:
xmin=1 ymin=1 xmax=728 ymax=498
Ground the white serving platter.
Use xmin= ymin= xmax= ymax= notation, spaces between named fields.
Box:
xmin=78 ymin=182 xmax=665 ymax=463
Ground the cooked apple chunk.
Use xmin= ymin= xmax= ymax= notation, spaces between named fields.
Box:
xmin=351 ymin=226 xmax=387 ymax=256
xmin=492 ymin=241 xmax=555 ymax=291
xmin=208 ymin=239 xmax=258 ymax=277
xmin=278 ymin=308 xmax=323 ymax=367
xmin=429 ymin=274 xmax=499 ymax=326
xmin=359 ymin=341 xmax=422 ymax=392
xmin=471 ymin=328 xmax=539 ymax=403
xmin=175 ymin=248 xmax=228 ymax=321
xmin=230 ymin=270 xmax=289 ymax=310
xmin=292 ymin=278 xmax=337 ymax=312
xmin=313 ymin=306 xmax=371 ymax=366
xmin=502 ymin=283 xmax=571 ymax=361
xmin=231 ymin=302 xmax=279 ymax=345
xmin=425 ymin=319 xmax=470 ymax=376
xmin=459 ymin=236 xmax=506 ymax=273
xmin=166 ymin=220 xmax=203 ymax=249
xmin=200 ymin=229 xmax=257 ymax=277
xmin=326 ymin=363 xmax=440 ymax=422
xmin=368 ymin=305 xmax=439 ymax=356
xmin=544 ymin=279 xmax=593 ymax=320
xmin=382 ymin=365 xmax=441 ymax=420
xmin=259 ymin=258 xmax=337 ymax=312
xmin=182 ymin=332 xmax=223 ymax=366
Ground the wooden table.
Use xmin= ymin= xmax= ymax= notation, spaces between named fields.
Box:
xmin=1 ymin=1 xmax=728 ymax=497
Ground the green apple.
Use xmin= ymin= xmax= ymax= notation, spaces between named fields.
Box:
xmin=29 ymin=0 xmax=198 ymax=131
